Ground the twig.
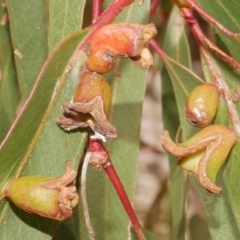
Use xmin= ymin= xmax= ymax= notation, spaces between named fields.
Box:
xmin=81 ymin=153 xmax=95 ymax=240
xmin=88 ymin=138 xmax=146 ymax=240
xmin=185 ymin=0 xmax=240 ymax=40
xmin=180 ymin=8 xmax=240 ymax=69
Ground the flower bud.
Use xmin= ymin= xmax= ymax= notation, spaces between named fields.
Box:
xmin=88 ymin=22 xmax=157 ymax=70
xmin=86 ymin=49 xmax=116 ymax=74
xmin=186 ymin=84 xmax=219 ymax=127
xmin=162 ymin=125 xmax=237 ymax=193
xmin=3 ymin=161 xmax=78 ymax=221
xmin=57 ymin=71 xmax=117 ymax=140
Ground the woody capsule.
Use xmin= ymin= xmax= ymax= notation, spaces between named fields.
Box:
xmin=57 ymin=71 xmax=117 ymax=141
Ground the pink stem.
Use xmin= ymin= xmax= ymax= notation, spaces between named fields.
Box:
xmin=92 ymin=0 xmax=102 ymax=23
xmin=180 ymin=8 xmax=240 ymax=69
xmin=185 ymin=0 xmax=240 ymax=39
xmin=149 ymin=39 xmax=168 ymax=60
xmin=104 ymin=162 xmax=146 ymax=240
xmin=150 ymin=0 xmax=161 ymax=15
xmin=88 ymin=138 xmax=146 ymax=240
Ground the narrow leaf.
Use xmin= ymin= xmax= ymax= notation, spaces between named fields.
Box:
xmin=48 ymin=0 xmax=86 ymax=50
xmin=6 ymin=0 xmax=48 ymax=99
xmin=0 ymin=29 xmax=90 ymax=239
xmin=0 ymin=5 xmax=20 ymax=141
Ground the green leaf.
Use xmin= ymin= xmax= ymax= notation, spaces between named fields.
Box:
xmin=48 ymin=0 xmax=86 ymax=50
xmin=6 ymin=0 xmax=48 ymax=99
xmin=161 ymin=5 xmax=202 ymax=240
xmin=0 ymin=29 xmax=90 ymax=239
xmin=0 ymin=5 xmax=20 ymax=141
xmin=198 ymin=50 xmax=240 ymax=238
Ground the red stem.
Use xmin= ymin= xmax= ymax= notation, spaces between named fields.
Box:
xmin=180 ymin=8 xmax=240 ymax=69
xmin=149 ymin=39 xmax=168 ymax=60
xmin=150 ymin=0 xmax=161 ymax=15
xmin=180 ymin=8 xmax=204 ymax=46
xmin=88 ymin=138 xmax=146 ymax=240
xmin=104 ymin=162 xmax=146 ymax=240
xmin=185 ymin=0 xmax=240 ymax=39
xmin=92 ymin=0 xmax=102 ymax=23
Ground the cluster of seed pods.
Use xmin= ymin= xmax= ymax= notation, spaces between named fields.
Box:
xmin=3 ymin=22 xmax=157 ymax=220
xmin=162 ymin=83 xmax=237 ymax=193
xmin=58 ymin=22 xmax=157 ymax=141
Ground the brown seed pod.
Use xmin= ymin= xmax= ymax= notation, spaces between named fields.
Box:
xmin=186 ymin=83 xmax=219 ymax=127
xmin=57 ymin=71 xmax=117 ymax=140
xmin=86 ymin=49 xmax=116 ymax=74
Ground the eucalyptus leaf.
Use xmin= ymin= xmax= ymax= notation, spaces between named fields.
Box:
xmin=6 ymin=0 xmax=49 ymax=99
xmin=0 ymin=29 xmax=90 ymax=240
xmin=0 ymin=5 xmax=20 ymax=142
xmin=48 ymin=0 xmax=86 ymax=50
xmin=161 ymin=5 xmax=202 ymax=240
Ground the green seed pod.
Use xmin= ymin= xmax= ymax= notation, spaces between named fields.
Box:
xmin=3 ymin=162 xmax=78 ymax=221
xmin=186 ymin=84 xmax=219 ymax=127
xmin=162 ymin=125 xmax=237 ymax=193
xmin=86 ymin=49 xmax=116 ymax=74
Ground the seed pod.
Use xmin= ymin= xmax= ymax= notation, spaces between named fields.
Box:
xmin=3 ymin=162 xmax=78 ymax=221
xmin=186 ymin=84 xmax=219 ymax=127
xmin=73 ymin=71 xmax=111 ymax=115
xmin=57 ymin=71 xmax=117 ymax=140
xmin=88 ymin=22 xmax=157 ymax=70
xmin=86 ymin=49 xmax=116 ymax=74
xmin=162 ymin=125 xmax=237 ymax=193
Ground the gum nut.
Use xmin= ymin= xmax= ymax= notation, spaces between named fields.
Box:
xmin=74 ymin=72 xmax=111 ymax=115
xmin=186 ymin=84 xmax=219 ymax=127
xmin=4 ymin=176 xmax=62 ymax=219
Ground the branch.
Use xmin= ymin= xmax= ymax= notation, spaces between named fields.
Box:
xmin=185 ymin=0 xmax=240 ymax=41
